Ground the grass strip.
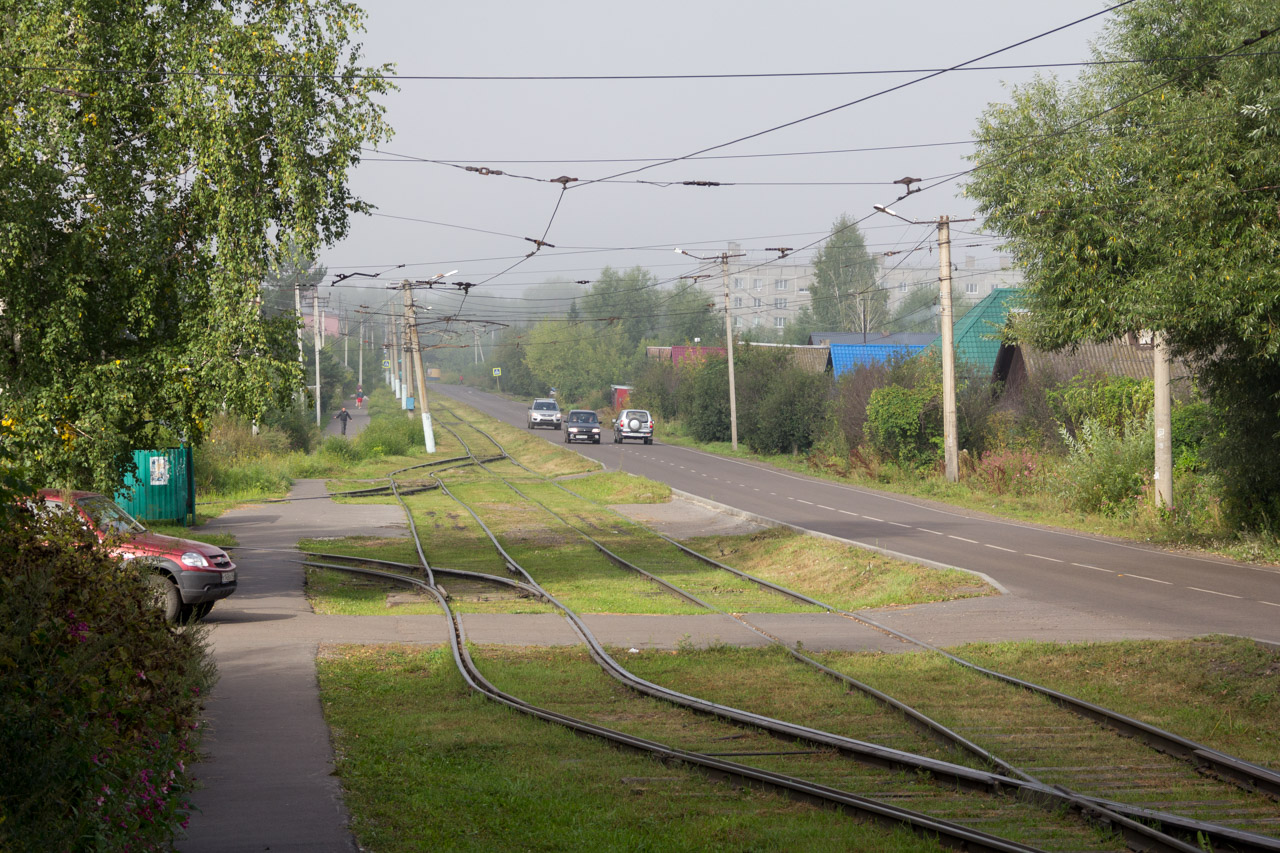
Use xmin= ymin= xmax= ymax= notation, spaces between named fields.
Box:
xmin=318 ymin=644 xmax=950 ymax=853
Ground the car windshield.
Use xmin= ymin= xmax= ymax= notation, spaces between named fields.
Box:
xmin=625 ymin=411 xmax=650 ymax=422
xmin=77 ymin=495 xmax=146 ymax=535
xmin=533 ymin=401 xmax=557 ymax=411
xmin=570 ymin=412 xmax=598 ymax=423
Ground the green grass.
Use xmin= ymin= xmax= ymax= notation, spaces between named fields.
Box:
xmin=319 ymin=644 xmax=1062 ymax=853
xmin=305 ymin=567 xmax=443 ymax=616
xmin=558 ymin=470 xmax=672 ymax=505
xmin=147 ymin=522 xmax=237 ymax=549
xmin=320 ymin=643 xmax=1125 ymax=852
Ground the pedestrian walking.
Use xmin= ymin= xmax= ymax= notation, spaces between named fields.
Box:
xmin=333 ymin=406 xmax=353 ymax=436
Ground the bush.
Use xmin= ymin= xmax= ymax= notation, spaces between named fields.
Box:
xmin=353 ymin=414 xmax=418 ymax=458
xmin=0 ymin=511 xmax=213 ymax=851
xmin=742 ymin=367 xmax=830 ymax=455
xmin=685 ymin=357 xmax=732 ymax=443
xmin=1049 ymin=373 xmax=1153 ymax=438
xmin=865 ymin=384 xmax=940 ymax=469
xmin=1056 ymin=415 xmax=1154 ymax=516
xmin=974 ymin=448 xmax=1042 ymax=496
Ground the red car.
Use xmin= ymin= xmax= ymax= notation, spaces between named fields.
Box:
xmin=36 ymin=489 xmax=237 ymax=622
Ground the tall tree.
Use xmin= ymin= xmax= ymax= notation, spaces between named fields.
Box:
xmin=809 ymin=215 xmax=884 ymax=332
xmin=965 ymin=0 xmax=1280 ymax=526
xmin=0 ymin=0 xmax=393 ymax=492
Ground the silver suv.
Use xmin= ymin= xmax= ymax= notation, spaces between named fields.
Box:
xmin=527 ymin=398 xmax=562 ymax=430
xmin=613 ymin=409 xmax=654 ymax=444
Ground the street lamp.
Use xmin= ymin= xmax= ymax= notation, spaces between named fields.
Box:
xmin=872 ymin=204 xmax=967 ymax=483
xmin=401 ymin=270 xmax=459 ymax=453
xmin=677 ymin=247 xmax=742 ymax=450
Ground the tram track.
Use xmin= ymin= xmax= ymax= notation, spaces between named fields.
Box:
xmin=307 ymin=403 xmax=1280 ymax=851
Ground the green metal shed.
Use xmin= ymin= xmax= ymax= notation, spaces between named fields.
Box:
xmin=114 ymin=447 xmax=195 ymax=525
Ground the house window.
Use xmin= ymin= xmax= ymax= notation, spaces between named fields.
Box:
xmin=734 ymin=316 xmax=743 ymax=328
xmin=774 ymin=317 xmax=786 ymax=329
xmin=733 ymin=296 xmax=743 ymax=308
xmin=965 ymin=280 xmax=978 ymax=295
xmin=752 ymin=316 xmax=761 ymax=327
xmin=733 ymin=277 xmax=744 ymax=289
xmin=775 ymin=279 xmax=788 ymax=291
xmin=753 ymin=298 xmax=762 ymax=308
xmin=752 ymin=278 xmax=763 ymax=290
xmin=774 ymin=298 xmax=787 ymax=309
xmin=797 ymin=285 xmax=809 ymax=294
xmin=898 ymin=281 xmax=908 ymax=293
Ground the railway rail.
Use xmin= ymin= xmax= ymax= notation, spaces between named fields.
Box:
xmin=307 ymin=403 xmax=1280 ymax=852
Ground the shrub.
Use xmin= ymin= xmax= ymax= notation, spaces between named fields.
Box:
xmin=353 ymin=414 xmax=418 ymax=458
xmin=974 ymin=448 xmax=1042 ymax=496
xmin=742 ymin=367 xmax=830 ymax=455
xmin=1049 ymin=373 xmax=1153 ymax=438
xmin=685 ymin=357 xmax=732 ymax=443
xmin=0 ymin=510 xmax=213 ymax=851
xmin=1056 ymin=415 xmax=1154 ymax=516
xmin=864 ymin=384 xmax=940 ymax=469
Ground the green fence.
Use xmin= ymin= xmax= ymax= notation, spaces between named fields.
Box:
xmin=114 ymin=447 xmax=195 ymax=525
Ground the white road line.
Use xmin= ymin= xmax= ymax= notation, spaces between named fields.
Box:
xmin=796 ymin=499 xmax=814 ymax=505
xmin=888 ymin=521 xmax=910 ymax=528
xmin=1261 ymin=601 xmax=1280 ymax=608
xmin=1121 ymin=573 xmax=1172 ymax=585
xmin=863 ymin=515 xmax=883 ymax=522
xmin=1026 ymin=554 xmax=1064 ymax=563
xmin=839 ymin=510 xmax=859 ymax=517
xmin=1071 ymin=563 xmax=1113 ymax=573
xmin=984 ymin=544 xmax=1017 ymax=553
xmin=1187 ymin=586 xmax=1243 ymax=599
xmin=817 ymin=505 xmax=835 ymax=511
xmin=948 ymin=535 xmax=978 ymax=544
xmin=919 ymin=528 xmax=943 ymax=535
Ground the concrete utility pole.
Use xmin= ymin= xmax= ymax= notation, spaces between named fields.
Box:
xmin=874 ymin=204 xmax=973 ymax=483
xmin=677 ymin=247 xmax=744 ymax=450
xmin=357 ymin=316 xmax=364 ymax=389
xmin=312 ymin=291 xmax=322 ymax=427
xmin=936 ymin=216 xmax=959 ymax=483
xmin=402 ymin=280 xmax=436 ymax=453
xmin=1153 ymin=332 xmax=1173 ymax=508
xmin=294 ymin=276 xmax=306 ymax=413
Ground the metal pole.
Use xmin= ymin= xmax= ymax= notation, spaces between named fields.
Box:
xmin=403 ymin=281 xmax=436 ymax=452
xmin=722 ymin=253 xmax=739 ymax=451
xmin=938 ymin=216 xmax=958 ymax=483
xmin=1153 ymin=331 xmax=1173 ymax=508
xmin=357 ymin=317 xmax=364 ymax=388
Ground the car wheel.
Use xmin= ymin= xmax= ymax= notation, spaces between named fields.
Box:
xmin=181 ymin=601 xmax=214 ymax=623
xmin=644 ymin=437 xmax=652 ymax=445
xmin=594 ymin=437 xmax=600 ymax=444
xmin=148 ymin=574 xmax=182 ymax=623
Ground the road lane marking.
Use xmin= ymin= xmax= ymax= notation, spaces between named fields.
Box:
xmin=1262 ymin=601 xmax=1280 ymax=608
xmin=817 ymin=505 xmax=835 ymax=511
xmin=948 ymin=535 xmax=978 ymax=544
xmin=839 ymin=510 xmax=859 ymax=517
xmin=888 ymin=521 xmax=910 ymax=528
xmin=919 ymin=528 xmax=943 ymax=535
xmin=984 ymin=544 xmax=1016 ymax=553
xmin=1027 ymin=554 xmax=1063 ymax=563
xmin=863 ymin=515 xmax=883 ymax=522
xmin=1187 ymin=587 xmax=1243 ymax=599
xmin=796 ymin=499 xmax=814 ymax=505
xmin=1120 ymin=573 xmax=1171 ymax=585
xmin=1071 ymin=563 xmax=1113 ymax=573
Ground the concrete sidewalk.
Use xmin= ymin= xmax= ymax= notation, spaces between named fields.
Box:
xmin=179 ymin=481 xmax=1191 ymax=851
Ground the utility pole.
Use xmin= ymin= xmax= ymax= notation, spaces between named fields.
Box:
xmin=1153 ymin=332 xmax=1173 ymax=508
xmin=937 ymin=215 xmax=959 ymax=483
xmin=677 ymin=247 xmax=744 ymax=450
xmin=294 ymin=275 xmax=305 ymax=413
xmin=312 ymin=290 xmax=322 ymax=427
xmin=874 ymin=204 xmax=973 ymax=483
xmin=402 ymin=280 xmax=436 ymax=453
xmin=357 ymin=316 xmax=364 ymax=389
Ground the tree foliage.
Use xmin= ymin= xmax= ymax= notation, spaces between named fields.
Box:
xmin=965 ymin=0 xmax=1280 ymax=525
xmin=0 ymin=0 xmax=394 ymax=492
xmin=809 ymin=215 xmax=883 ymax=332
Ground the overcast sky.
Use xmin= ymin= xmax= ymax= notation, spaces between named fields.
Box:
xmin=320 ymin=1 xmax=1112 ymax=316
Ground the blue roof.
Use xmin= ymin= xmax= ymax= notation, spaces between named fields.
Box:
xmin=830 ymin=344 xmax=928 ymax=377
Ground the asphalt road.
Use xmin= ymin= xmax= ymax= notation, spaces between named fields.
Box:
xmin=430 ymin=383 xmax=1280 ymax=644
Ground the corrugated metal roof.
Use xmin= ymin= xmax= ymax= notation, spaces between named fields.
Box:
xmin=830 ymin=344 xmax=927 ymax=377
xmin=810 ymin=331 xmax=937 ymax=347
xmin=745 ymin=342 xmax=831 ymax=373
xmin=951 ymin=288 xmax=1020 ymax=373
xmin=670 ymin=345 xmax=726 ymax=365
xmin=1020 ymin=339 xmax=1193 ymax=383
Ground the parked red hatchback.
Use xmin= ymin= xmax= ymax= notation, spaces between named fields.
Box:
xmin=36 ymin=489 xmax=237 ymax=622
